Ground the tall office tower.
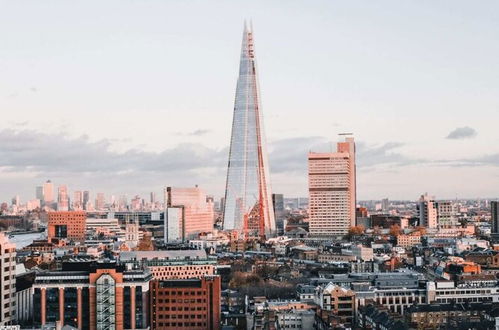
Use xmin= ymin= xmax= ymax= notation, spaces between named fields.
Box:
xmin=492 ymin=201 xmax=499 ymax=234
xmin=308 ymin=137 xmax=356 ymax=237
xmin=119 ymin=195 xmax=128 ymax=211
xmin=418 ymin=193 xmax=438 ymax=229
xmin=11 ymin=195 xmax=20 ymax=206
xmin=381 ymin=198 xmax=389 ymax=213
xmin=130 ymin=195 xmax=142 ymax=211
xmin=73 ymin=191 xmax=83 ymax=210
xmin=165 ymin=186 xmax=214 ymax=243
xmin=163 ymin=187 xmax=168 ymax=206
xmin=43 ymin=180 xmax=54 ymax=204
xmin=95 ymin=192 xmax=105 ymax=211
xmin=36 ymin=186 xmax=44 ymax=201
xmin=0 ymin=233 xmax=16 ymax=326
xmin=222 ymin=24 xmax=275 ymax=238
xmin=272 ymin=193 xmax=285 ymax=235
xmin=150 ymin=192 xmax=156 ymax=204
xmin=57 ymin=185 xmax=69 ymax=211
xmin=82 ymin=190 xmax=90 ymax=210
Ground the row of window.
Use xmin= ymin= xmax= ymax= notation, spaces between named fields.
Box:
xmin=158 ymin=306 xmax=205 ymax=311
xmin=157 ymin=314 xmax=206 ymax=319
xmin=436 ymin=289 xmax=490 ymax=295
xmin=155 ymin=322 xmax=206 ymax=327
xmin=157 ymin=298 xmax=207 ymax=304
xmin=158 ymin=291 xmax=205 ymax=296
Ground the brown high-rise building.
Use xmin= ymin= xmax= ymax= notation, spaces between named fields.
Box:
xmin=308 ymin=137 xmax=356 ymax=237
xmin=149 ymin=276 xmax=221 ymax=330
xmin=47 ymin=211 xmax=86 ymax=241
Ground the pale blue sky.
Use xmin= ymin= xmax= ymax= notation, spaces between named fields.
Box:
xmin=1 ymin=1 xmax=498 ymax=202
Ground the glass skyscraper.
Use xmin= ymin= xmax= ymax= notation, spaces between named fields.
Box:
xmin=223 ymin=24 xmax=275 ymax=238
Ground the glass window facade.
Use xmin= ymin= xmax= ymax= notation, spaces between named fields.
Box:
xmin=96 ymin=274 xmax=116 ymax=330
xmin=64 ymin=288 xmax=78 ymax=328
xmin=223 ymin=24 xmax=275 ymax=237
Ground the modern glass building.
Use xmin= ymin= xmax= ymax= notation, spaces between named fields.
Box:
xmin=223 ymin=24 xmax=275 ymax=238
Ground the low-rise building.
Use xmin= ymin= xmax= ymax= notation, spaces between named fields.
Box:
xmin=149 ymin=276 xmax=221 ymax=330
xmin=296 ymin=284 xmax=315 ymax=302
xmin=276 ymin=309 xmax=315 ymax=330
xmin=405 ymin=303 xmax=495 ymax=329
xmin=428 ymin=279 xmax=499 ymax=304
xmin=119 ymin=250 xmax=216 ymax=280
xmin=397 ymin=233 xmax=421 ymax=248
xmin=315 ymin=283 xmax=355 ymax=325
xmin=32 ymin=260 xmax=152 ymax=329
xmin=357 ymin=304 xmax=407 ymax=330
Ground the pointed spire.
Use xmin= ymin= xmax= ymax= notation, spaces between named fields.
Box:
xmin=223 ymin=22 xmax=275 ymax=238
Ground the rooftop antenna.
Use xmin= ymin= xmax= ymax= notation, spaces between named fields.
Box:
xmin=338 ymin=132 xmax=354 ymax=144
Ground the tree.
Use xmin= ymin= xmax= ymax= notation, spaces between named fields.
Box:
xmin=137 ymin=232 xmax=154 ymax=251
xmin=414 ymin=226 xmax=427 ymax=235
xmin=389 ymin=224 xmax=401 ymax=237
xmin=228 ymin=272 xmax=263 ymax=288
xmin=348 ymin=225 xmax=365 ymax=237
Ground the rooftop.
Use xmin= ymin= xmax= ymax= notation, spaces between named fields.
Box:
xmin=120 ymin=249 xmax=207 ymax=261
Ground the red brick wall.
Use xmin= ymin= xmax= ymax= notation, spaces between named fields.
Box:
xmin=47 ymin=211 xmax=86 ymax=241
xmin=150 ymin=276 xmax=221 ymax=330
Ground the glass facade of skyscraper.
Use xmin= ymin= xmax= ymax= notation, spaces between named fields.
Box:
xmin=223 ymin=24 xmax=275 ymax=237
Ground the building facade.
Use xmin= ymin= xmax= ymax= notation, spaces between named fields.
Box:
xmin=418 ymin=193 xmax=438 ymax=229
xmin=0 ymin=233 xmax=16 ymax=326
xmin=95 ymin=193 xmax=105 ymax=211
xmin=436 ymin=201 xmax=458 ymax=228
xmin=32 ymin=261 xmax=151 ymax=330
xmin=222 ymin=24 xmax=276 ymax=238
xmin=315 ymin=283 xmax=355 ymax=326
xmin=43 ymin=180 xmax=54 ymax=205
xmin=272 ymin=194 xmax=285 ymax=235
xmin=57 ymin=185 xmax=69 ymax=211
xmin=47 ymin=211 xmax=86 ymax=241
xmin=492 ymin=201 xmax=499 ymax=234
xmin=308 ymin=137 xmax=356 ymax=237
xmin=165 ymin=186 xmax=214 ymax=242
xmin=149 ymin=276 xmax=221 ymax=330
xmin=119 ymin=250 xmax=216 ymax=280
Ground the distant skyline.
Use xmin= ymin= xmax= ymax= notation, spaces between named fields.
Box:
xmin=1 ymin=1 xmax=499 ymax=202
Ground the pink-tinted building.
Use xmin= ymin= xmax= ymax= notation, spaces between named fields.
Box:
xmin=165 ymin=186 xmax=214 ymax=242
xmin=308 ymin=137 xmax=356 ymax=237
xmin=57 ymin=185 xmax=69 ymax=211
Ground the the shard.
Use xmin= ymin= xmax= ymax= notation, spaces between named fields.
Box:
xmin=222 ymin=24 xmax=276 ymax=238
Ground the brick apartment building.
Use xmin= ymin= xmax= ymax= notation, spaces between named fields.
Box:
xmin=150 ymin=275 xmax=221 ymax=330
xmin=47 ymin=211 xmax=86 ymax=241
